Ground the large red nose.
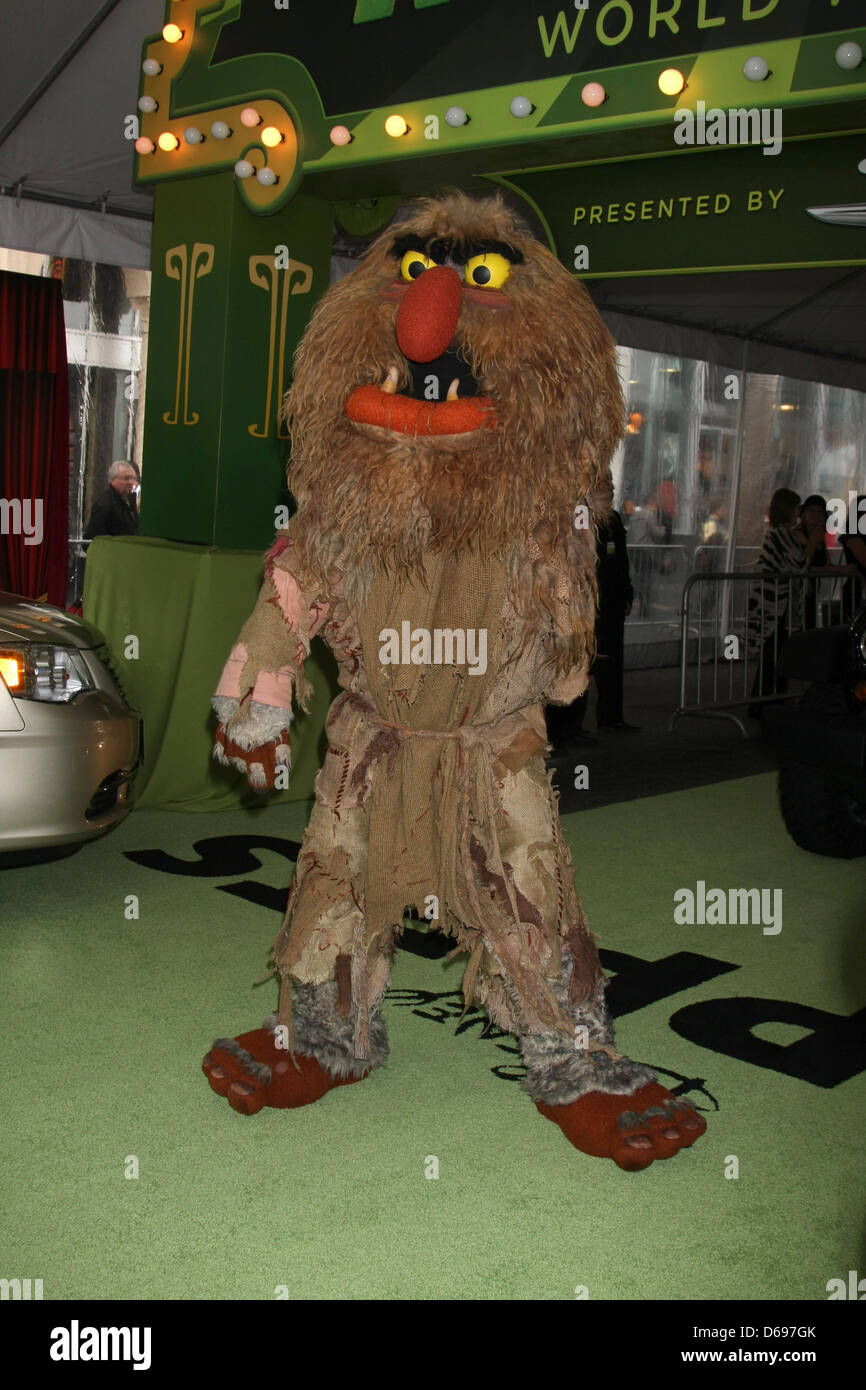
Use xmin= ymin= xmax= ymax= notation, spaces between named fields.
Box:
xmin=395 ymin=264 xmax=463 ymax=363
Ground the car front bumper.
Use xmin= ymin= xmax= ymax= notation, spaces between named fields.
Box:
xmin=0 ymin=688 xmax=141 ymax=850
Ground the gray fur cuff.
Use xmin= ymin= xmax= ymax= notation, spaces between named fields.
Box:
xmin=519 ymin=959 xmax=656 ymax=1106
xmin=521 ymin=1036 xmax=657 ymax=1105
xmin=264 ymin=982 xmax=389 ymax=1081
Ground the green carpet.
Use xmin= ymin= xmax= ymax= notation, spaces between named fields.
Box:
xmin=2 ymin=773 xmax=863 ymax=1301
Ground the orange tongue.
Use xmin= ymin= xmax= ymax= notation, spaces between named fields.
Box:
xmin=346 ymin=384 xmax=495 ymax=436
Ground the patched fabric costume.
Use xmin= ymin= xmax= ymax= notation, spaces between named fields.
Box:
xmin=204 ymin=192 xmax=706 ymax=1170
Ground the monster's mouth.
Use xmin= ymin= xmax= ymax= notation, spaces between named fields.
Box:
xmin=345 ymin=343 xmax=496 ymax=439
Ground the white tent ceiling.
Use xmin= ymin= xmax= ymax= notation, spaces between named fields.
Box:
xmin=0 ymin=0 xmax=863 ymax=390
xmin=0 ymin=0 xmax=162 ymax=266
xmin=595 ymin=264 xmax=866 ymax=393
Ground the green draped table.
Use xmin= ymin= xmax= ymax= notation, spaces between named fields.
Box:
xmin=83 ymin=536 xmax=337 ymax=810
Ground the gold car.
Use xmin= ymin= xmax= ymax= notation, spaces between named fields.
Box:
xmin=0 ymin=593 xmax=141 ymax=865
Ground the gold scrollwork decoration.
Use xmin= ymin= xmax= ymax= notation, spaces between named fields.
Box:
xmin=163 ymin=242 xmax=215 ymax=427
xmin=248 ymin=255 xmax=313 ymax=439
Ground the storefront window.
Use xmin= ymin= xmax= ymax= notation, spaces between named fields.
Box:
xmin=0 ymin=248 xmax=151 ymax=605
xmin=61 ymin=259 xmax=150 ymax=603
xmin=614 ymin=343 xmax=865 ymax=658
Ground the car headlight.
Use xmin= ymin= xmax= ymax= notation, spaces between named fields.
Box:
xmin=0 ymin=644 xmax=95 ymax=702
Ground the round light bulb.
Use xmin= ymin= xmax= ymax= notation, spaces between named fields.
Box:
xmin=210 ymin=121 xmax=231 ymax=140
xmin=384 ymin=114 xmax=408 ymax=137
xmin=234 ymin=159 xmax=254 ymax=179
xmin=256 ymin=167 xmax=278 ymax=186
xmin=836 ymin=41 xmax=863 ymax=71
xmin=859 ymin=157 xmax=866 ymax=175
xmin=510 ymin=95 xmax=533 ymax=118
xmin=157 ymin=131 xmax=179 ymax=152
xmin=743 ymin=55 xmax=769 ymax=82
xmin=240 ymin=107 xmax=261 ymax=128
xmin=445 ymin=105 xmax=468 ymax=127
xmin=162 ymin=23 xmax=183 ymax=44
xmin=329 ymin=125 xmax=352 ymax=146
xmin=142 ymin=59 xmax=161 ymax=77
xmin=138 ymin=95 xmax=158 ymax=114
xmin=581 ymin=82 xmax=606 ymax=107
xmin=261 ymin=126 xmax=282 ymax=147
xmin=183 ymin=126 xmax=203 ymax=145
xmin=658 ymin=68 xmax=685 ymax=96
xmin=134 ymin=136 xmax=155 ymax=155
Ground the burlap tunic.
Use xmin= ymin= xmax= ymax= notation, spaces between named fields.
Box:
xmin=223 ymin=536 xmax=607 ymax=1062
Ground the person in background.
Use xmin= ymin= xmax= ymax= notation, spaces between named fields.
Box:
xmin=701 ymin=499 xmax=728 ymax=550
xmin=798 ymin=494 xmax=829 ymax=627
xmin=622 ymin=492 xmax=664 ymax=617
xmin=799 ymin=494 xmax=829 ymax=566
xmin=840 ymin=493 xmax=866 ymax=614
xmin=594 ymin=508 xmax=640 ymax=732
xmin=746 ymin=488 xmax=820 ymax=716
xmin=84 ymin=460 xmax=140 ymax=539
xmin=656 ymin=472 xmax=678 ymax=546
xmin=545 ymin=506 xmax=640 ymax=749
xmin=840 ymin=494 xmax=866 ymax=574
xmin=625 ymin=494 xmax=665 ymax=618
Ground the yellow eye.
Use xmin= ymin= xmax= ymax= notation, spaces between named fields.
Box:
xmin=464 ymin=252 xmax=511 ymax=289
xmin=400 ymin=250 xmax=436 ymax=282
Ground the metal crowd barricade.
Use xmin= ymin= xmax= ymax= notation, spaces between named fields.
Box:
xmin=672 ymin=564 xmax=865 ymax=735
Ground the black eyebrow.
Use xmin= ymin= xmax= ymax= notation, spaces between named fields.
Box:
xmin=390 ymin=233 xmax=441 ymax=260
xmin=463 ymin=240 xmax=524 ymax=265
xmin=389 ymin=233 xmax=524 ymax=265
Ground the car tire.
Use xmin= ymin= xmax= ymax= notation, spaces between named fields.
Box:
xmin=778 ymin=761 xmax=866 ymax=859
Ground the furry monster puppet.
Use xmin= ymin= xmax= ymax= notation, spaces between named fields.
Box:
xmin=203 ymin=192 xmax=705 ymax=1170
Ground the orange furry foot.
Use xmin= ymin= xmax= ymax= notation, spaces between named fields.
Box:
xmin=202 ymin=1027 xmax=367 ymax=1116
xmin=536 ymin=1083 xmax=706 ymax=1171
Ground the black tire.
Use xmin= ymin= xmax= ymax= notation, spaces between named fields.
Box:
xmin=778 ymin=762 xmax=866 ymax=858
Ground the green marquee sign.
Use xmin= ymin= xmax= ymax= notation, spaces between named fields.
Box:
xmin=131 ymin=0 xmax=866 ymax=552
xmin=500 ymin=132 xmax=866 ymax=276
xmin=135 ymin=1 xmax=866 ymax=216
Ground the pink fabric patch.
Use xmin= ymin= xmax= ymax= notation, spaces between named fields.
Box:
xmin=264 ymin=535 xmax=290 ymax=566
xmin=215 ymin=643 xmax=248 ymax=698
xmin=270 ymin=563 xmax=330 ymax=639
xmin=252 ymin=666 xmax=295 ymax=709
xmin=214 ymin=550 xmax=330 ymax=710
xmin=271 ymin=565 xmax=307 ymax=630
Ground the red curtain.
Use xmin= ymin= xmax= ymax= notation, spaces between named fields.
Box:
xmin=0 ymin=270 xmax=69 ymax=606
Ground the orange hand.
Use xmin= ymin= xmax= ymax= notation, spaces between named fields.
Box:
xmin=214 ymin=724 xmax=291 ymax=790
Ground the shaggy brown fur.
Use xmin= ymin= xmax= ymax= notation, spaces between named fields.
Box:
xmin=283 ymin=190 xmax=624 ymax=675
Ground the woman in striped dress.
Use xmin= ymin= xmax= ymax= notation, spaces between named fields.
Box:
xmin=746 ymin=488 xmax=820 ymax=715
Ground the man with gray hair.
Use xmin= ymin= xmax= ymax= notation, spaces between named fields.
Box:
xmin=84 ymin=461 xmax=139 ymax=539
